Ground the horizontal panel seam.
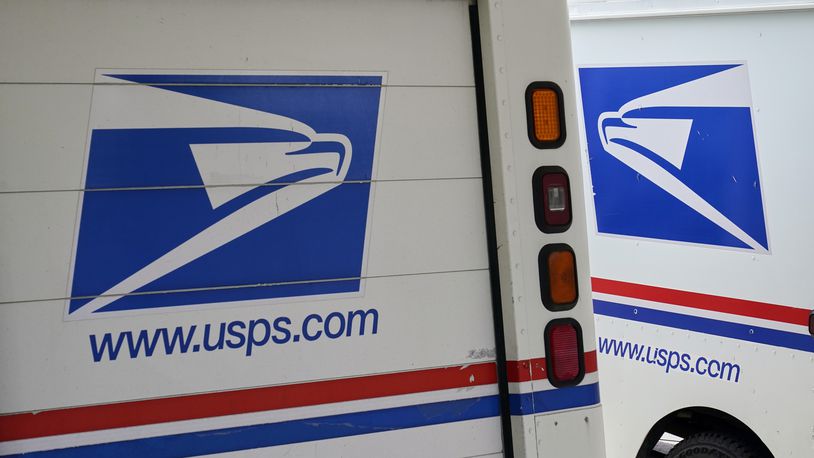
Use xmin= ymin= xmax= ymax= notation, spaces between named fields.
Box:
xmin=0 ymin=176 xmax=484 ymax=195
xmin=0 ymin=267 xmax=490 ymax=307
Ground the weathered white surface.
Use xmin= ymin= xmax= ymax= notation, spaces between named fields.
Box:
xmin=569 ymin=0 xmax=814 ymax=20
xmin=0 ymin=0 xmax=474 ymax=86
xmin=572 ymin=8 xmax=814 ymax=458
xmin=480 ymin=0 xmax=605 ymax=455
xmin=536 ymin=407 xmax=606 ymax=458
xmin=0 ymin=269 xmax=496 ymax=413
xmin=0 ymin=2 xmax=501 ymax=457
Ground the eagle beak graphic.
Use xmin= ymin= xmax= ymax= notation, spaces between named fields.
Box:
xmin=596 ymin=65 xmax=767 ymax=252
xmin=73 ymin=125 xmax=352 ymax=318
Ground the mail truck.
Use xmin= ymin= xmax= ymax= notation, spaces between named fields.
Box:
xmin=0 ymin=1 xmax=604 ymax=456
xmin=569 ymin=0 xmax=814 ymax=456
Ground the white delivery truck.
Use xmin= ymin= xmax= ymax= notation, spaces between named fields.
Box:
xmin=0 ymin=1 xmax=605 ymax=457
xmin=569 ymin=1 xmax=814 ymax=457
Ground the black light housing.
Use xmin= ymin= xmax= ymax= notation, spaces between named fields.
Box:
xmin=532 ymin=166 xmax=573 ymax=233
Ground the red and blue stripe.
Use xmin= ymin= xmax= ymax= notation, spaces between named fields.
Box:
xmin=592 ymin=278 xmax=813 ymax=353
xmin=0 ymin=356 xmax=601 ymax=457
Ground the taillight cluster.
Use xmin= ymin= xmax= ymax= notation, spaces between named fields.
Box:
xmin=527 ymin=82 xmax=585 ymax=387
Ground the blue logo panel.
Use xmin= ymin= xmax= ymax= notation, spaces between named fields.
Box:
xmin=68 ymin=73 xmax=383 ymax=317
xmin=578 ymin=64 xmax=768 ymax=251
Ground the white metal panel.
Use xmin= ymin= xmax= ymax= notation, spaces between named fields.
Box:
xmin=480 ymin=0 xmax=605 ymax=456
xmin=535 ymin=406 xmax=605 ymax=458
xmin=375 ymin=87 xmax=482 ymax=183
xmin=569 ymin=0 xmax=814 ymax=20
xmin=0 ymin=269 xmax=495 ymax=413
xmin=572 ymin=9 xmax=814 ymax=312
xmin=0 ymin=1 xmax=502 ymax=456
xmin=482 ymin=0 xmax=598 ymax=365
xmin=0 ymin=0 xmax=474 ymax=86
xmin=0 ymin=191 xmax=79 ymax=304
xmin=0 ymin=85 xmax=92 ymax=192
xmin=571 ymin=8 xmax=814 ymax=458
xmin=495 ymin=0 xmax=600 ymax=360
xmin=364 ymin=178 xmax=488 ymax=277
xmin=596 ymin=314 xmax=814 ymax=458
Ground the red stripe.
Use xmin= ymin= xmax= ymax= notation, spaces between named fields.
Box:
xmin=0 ymin=363 xmax=497 ymax=442
xmin=592 ymin=277 xmax=809 ymax=327
xmin=584 ymin=350 xmax=598 ymax=373
xmin=506 ymin=358 xmax=546 ymax=383
xmin=505 ymin=352 xmax=598 ymax=383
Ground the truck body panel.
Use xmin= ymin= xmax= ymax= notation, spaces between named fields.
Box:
xmin=570 ymin=2 xmax=814 ymax=456
xmin=0 ymin=1 xmax=606 ymax=456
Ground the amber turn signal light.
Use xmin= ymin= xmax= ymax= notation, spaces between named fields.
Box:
xmin=525 ymin=82 xmax=565 ymax=149
xmin=539 ymin=244 xmax=578 ymax=311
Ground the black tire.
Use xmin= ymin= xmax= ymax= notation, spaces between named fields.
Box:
xmin=667 ymin=432 xmax=756 ymax=458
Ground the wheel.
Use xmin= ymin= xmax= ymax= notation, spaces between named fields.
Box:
xmin=667 ymin=432 xmax=756 ymax=458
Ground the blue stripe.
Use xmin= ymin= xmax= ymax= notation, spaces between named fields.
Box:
xmin=594 ymin=299 xmax=814 ymax=353
xmin=508 ymin=383 xmax=600 ymax=416
xmin=7 ymin=396 xmax=499 ymax=457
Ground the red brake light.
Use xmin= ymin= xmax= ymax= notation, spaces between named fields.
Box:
xmin=545 ymin=319 xmax=585 ymax=387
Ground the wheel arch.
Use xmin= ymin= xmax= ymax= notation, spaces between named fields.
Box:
xmin=635 ymin=406 xmax=773 ymax=458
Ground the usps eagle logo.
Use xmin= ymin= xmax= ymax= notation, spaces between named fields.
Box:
xmin=67 ymin=71 xmax=384 ymax=319
xmin=578 ymin=64 xmax=768 ymax=251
